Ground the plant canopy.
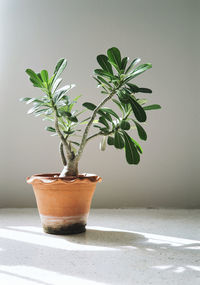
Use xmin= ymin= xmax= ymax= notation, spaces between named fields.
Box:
xmin=20 ymin=47 xmax=161 ymax=177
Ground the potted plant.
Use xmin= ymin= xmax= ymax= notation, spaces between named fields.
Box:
xmin=20 ymin=47 xmax=161 ymax=235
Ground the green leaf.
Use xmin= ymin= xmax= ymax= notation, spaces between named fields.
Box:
xmin=27 ymin=106 xmax=40 ymax=114
xmin=68 ymin=116 xmax=78 ymax=122
xmin=26 ymin=69 xmax=44 ymax=88
xmin=83 ymin=102 xmax=96 ymax=111
xmin=53 ymin=58 xmax=67 ymax=84
xmin=94 ymin=69 xmax=115 ymax=79
xmin=98 ymin=110 xmax=112 ymax=122
xmin=99 ymin=116 xmax=110 ymax=129
xmin=59 ymin=110 xmax=72 ymax=117
xmin=99 ymin=127 xmax=110 ymax=134
xmin=53 ymin=84 xmax=75 ymax=103
xmin=114 ymin=131 xmax=124 ymax=149
xmin=48 ymin=74 xmax=55 ymax=87
xmin=34 ymin=108 xmax=49 ymax=115
xmin=120 ymin=120 xmax=130 ymax=130
xmin=125 ymin=58 xmax=141 ymax=74
xmin=112 ymin=99 xmax=124 ymax=114
xmin=124 ymin=63 xmax=152 ymax=84
xmin=45 ymin=126 xmax=56 ymax=132
xmin=54 ymin=58 xmax=67 ymax=75
xmin=126 ymin=83 xmax=140 ymax=93
xmin=51 ymin=78 xmax=62 ymax=94
xmin=107 ymin=47 xmax=121 ymax=72
xmin=97 ymin=55 xmax=113 ymax=74
xmin=131 ymin=137 xmax=143 ymax=154
xmin=122 ymin=131 xmax=140 ymax=164
xmin=134 ymin=120 xmax=147 ymax=140
xmin=117 ymin=89 xmax=130 ymax=104
xmin=97 ymin=76 xmax=112 ymax=88
xmin=41 ymin=70 xmax=48 ymax=83
xmin=143 ymin=104 xmax=161 ymax=110
xmin=131 ymin=63 xmax=152 ymax=78
xmin=121 ymin=57 xmax=128 ymax=72
xmin=137 ymin=99 xmax=148 ymax=105
xmin=100 ymin=107 xmax=119 ymax=119
xmin=129 ymin=96 xmax=147 ymax=122
xmin=107 ymin=136 xmax=114 ymax=145
xmin=138 ymin=88 xmax=152 ymax=94
xmin=19 ymin=97 xmax=32 ymax=102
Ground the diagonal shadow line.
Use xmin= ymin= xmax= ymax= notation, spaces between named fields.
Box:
xmin=0 ymin=269 xmax=51 ymax=285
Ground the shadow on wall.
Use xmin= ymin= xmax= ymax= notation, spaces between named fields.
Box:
xmin=0 ymin=225 xmax=199 ymax=284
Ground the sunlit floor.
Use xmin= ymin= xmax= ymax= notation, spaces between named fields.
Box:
xmin=0 ymin=209 xmax=200 ymax=285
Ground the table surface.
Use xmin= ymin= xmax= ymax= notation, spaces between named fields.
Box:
xmin=0 ymin=208 xmax=200 ymax=285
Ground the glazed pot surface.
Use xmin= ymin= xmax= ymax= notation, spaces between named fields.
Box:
xmin=27 ymin=173 xmax=101 ymax=234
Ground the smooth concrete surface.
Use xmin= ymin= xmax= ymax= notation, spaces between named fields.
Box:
xmin=0 ymin=208 xmax=200 ymax=285
xmin=0 ymin=0 xmax=200 ymax=208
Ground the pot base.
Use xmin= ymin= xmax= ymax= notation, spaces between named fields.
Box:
xmin=43 ymin=223 xmax=86 ymax=235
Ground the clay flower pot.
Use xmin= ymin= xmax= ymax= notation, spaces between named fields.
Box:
xmin=27 ymin=173 xmax=101 ymax=235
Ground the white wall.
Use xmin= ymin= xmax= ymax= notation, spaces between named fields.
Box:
xmin=0 ymin=0 xmax=199 ymax=208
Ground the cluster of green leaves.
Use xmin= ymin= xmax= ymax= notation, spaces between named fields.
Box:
xmin=20 ymin=59 xmax=86 ymax=151
xmin=21 ymin=47 xmax=161 ymax=166
xmin=83 ymin=47 xmax=161 ymax=164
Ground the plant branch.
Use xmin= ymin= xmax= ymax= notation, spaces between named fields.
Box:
xmin=59 ymin=142 xmax=67 ymax=166
xmin=54 ymin=117 xmax=73 ymax=159
xmin=48 ymin=91 xmax=73 ymax=160
xmin=76 ymin=91 xmax=116 ymax=160
xmin=86 ymin=130 xmax=114 ymax=143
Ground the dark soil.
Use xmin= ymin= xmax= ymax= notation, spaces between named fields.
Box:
xmin=43 ymin=223 xmax=86 ymax=235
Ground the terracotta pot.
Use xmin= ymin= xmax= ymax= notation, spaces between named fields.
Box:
xmin=27 ymin=173 xmax=102 ymax=235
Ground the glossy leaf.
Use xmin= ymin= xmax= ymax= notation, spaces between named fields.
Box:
xmin=100 ymin=107 xmax=119 ymax=119
xmin=120 ymin=120 xmax=130 ymax=130
xmin=129 ymin=96 xmax=147 ymax=122
xmin=53 ymin=58 xmax=67 ymax=84
xmin=125 ymin=58 xmax=141 ymax=74
xmin=107 ymin=47 xmax=121 ymax=72
xmin=46 ymin=126 xmax=56 ymax=132
xmin=107 ymin=136 xmax=114 ymax=145
xmin=41 ymin=70 xmax=48 ymax=83
xmin=27 ymin=106 xmax=41 ymax=114
xmin=121 ymin=57 xmax=128 ymax=72
xmin=122 ymin=131 xmax=140 ymax=164
xmin=114 ymin=131 xmax=124 ymax=149
xmin=112 ymin=99 xmax=124 ymax=114
xmin=131 ymin=137 xmax=143 ymax=154
xmin=143 ymin=104 xmax=161 ymax=110
xmin=97 ymin=55 xmax=113 ymax=74
xmin=134 ymin=120 xmax=147 ymax=141
xmin=97 ymin=76 xmax=112 ymax=88
xmin=26 ymin=69 xmax=44 ymax=88
xmin=138 ymin=87 xmax=152 ymax=93
xmin=99 ymin=110 xmax=112 ymax=122
xmin=117 ymin=89 xmax=130 ymax=104
xmin=51 ymin=78 xmax=62 ymax=94
xmin=126 ymin=83 xmax=140 ymax=93
xmin=99 ymin=116 xmax=109 ymax=129
xmin=68 ymin=116 xmax=78 ymax=122
xmin=82 ymin=102 xmax=96 ymax=110
xmin=94 ymin=69 xmax=115 ymax=79
xmin=19 ymin=97 xmax=32 ymax=102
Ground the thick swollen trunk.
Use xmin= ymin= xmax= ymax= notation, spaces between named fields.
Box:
xmin=59 ymin=158 xmax=79 ymax=177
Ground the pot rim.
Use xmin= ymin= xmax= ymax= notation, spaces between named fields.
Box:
xmin=27 ymin=173 xmax=102 ymax=185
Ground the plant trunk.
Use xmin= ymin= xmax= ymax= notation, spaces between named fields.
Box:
xmin=59 ymin=158 xmax=78 ymax=177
